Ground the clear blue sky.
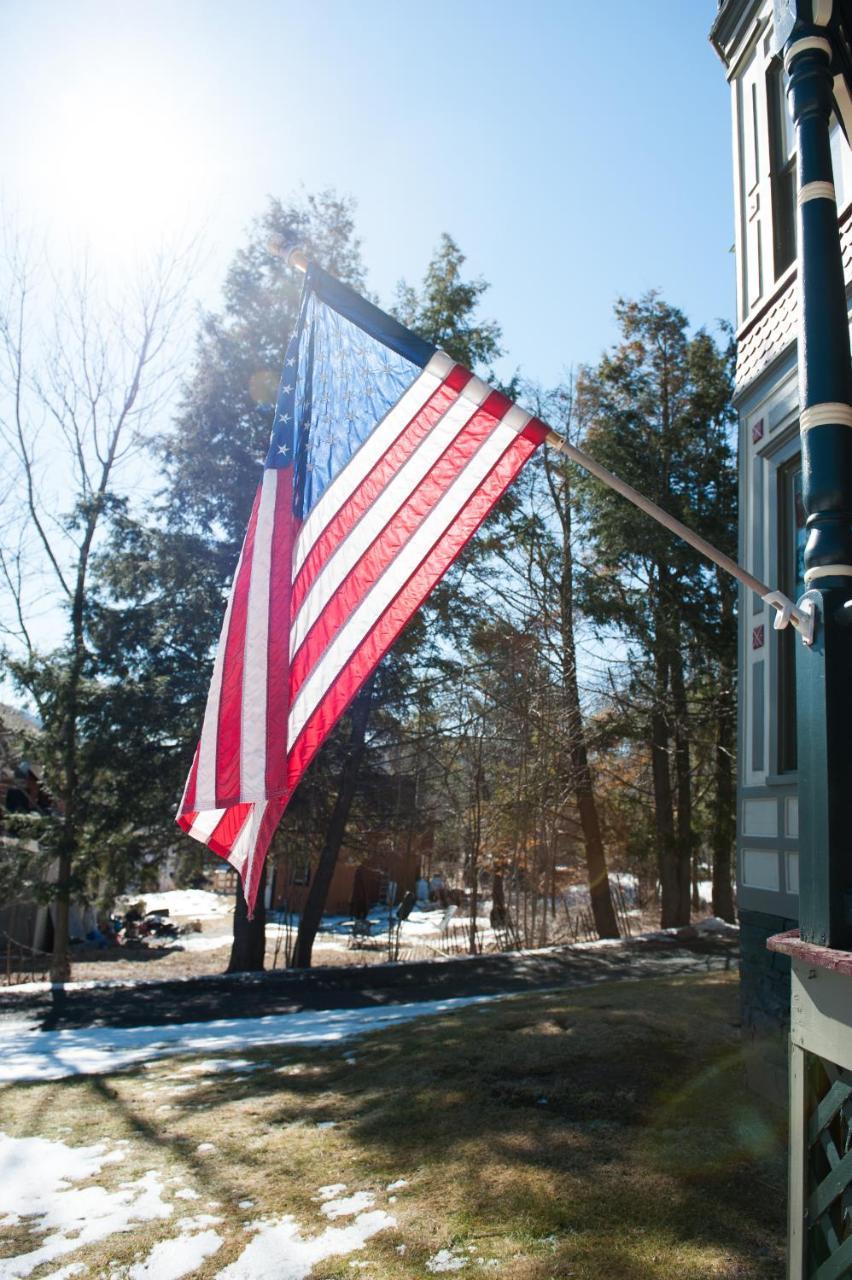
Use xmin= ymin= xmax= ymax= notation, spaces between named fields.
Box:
xmin=2 ymin=0 xmax=733 ymax=388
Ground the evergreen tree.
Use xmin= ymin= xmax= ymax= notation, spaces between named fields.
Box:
xmin=574 ymin=294 xmax=737 ymax=927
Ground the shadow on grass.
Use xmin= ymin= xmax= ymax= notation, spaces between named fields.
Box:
xmin=4 ymin=971 xmax=784 ymax=1280
xmin=174 ymin=973 xmax=785 ymax=1277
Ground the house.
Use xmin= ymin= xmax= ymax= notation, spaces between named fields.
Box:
xmin=269 ymin=842 xmax=423 ymax=918
xmin=0 ymin=704 xmax=93 ymax=958
xmin=710 ymin=0 xmax=852 ymax=1078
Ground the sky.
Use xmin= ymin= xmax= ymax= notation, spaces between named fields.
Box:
xmin=1 ymin=0 xmax=735 ymax=388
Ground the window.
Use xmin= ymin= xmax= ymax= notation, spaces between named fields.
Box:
xmin=291 ymin=858 xmax=311 ymax=885
xmin=777 ymin=458 xmax=805 ymax=772
xmin=768 ymin=61 xmax=796 ymax=278
xmin=830 ymin=117 xmax=848 ymax=210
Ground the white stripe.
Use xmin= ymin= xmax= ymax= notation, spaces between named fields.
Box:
xmin=194 ymin=537 xmax=250 ymax=811
xmin=288 ymin=417 xmax=519 ymax=747
xmin=240 ymin=470 xmax=278 ymax=798
xmin=289 ymin=377 xmax=491 ymax=661
xmin=293 ymin=351 xmax=454 ymax=577
xmin=785 ymin=35 xmax=832 ymax=70
xmin=187 ymin=808 xmax=227 ymax=842
xmin=799 ymin=181 xmax=836 ymax=205
xmin=800 ymin=402 xmax=852 ymax=430
xmin=804 ymin=564 xmax=852 ymax=581
xmin=227 ymin=801 xmax=269 ymax=874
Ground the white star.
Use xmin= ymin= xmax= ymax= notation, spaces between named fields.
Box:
xmin=286 ymin=356 xmax=296 ymax=367
xmin=278 ymin=444 xmax=289 ymax=457
xmin=277 ymin=412 xmax=291 ymax=424
xmin=282 ymin=383 xmax=293 ymax=394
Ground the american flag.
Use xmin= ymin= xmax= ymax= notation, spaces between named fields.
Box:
xmin=177 ymin=262 xmax=547 ymax=912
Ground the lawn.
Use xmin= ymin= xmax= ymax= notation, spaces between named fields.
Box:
xmin=0 ymin=971 xmax=786 ymax=1279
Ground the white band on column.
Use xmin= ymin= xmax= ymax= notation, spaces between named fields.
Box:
xmin=805 ymin=564 xmax=852 ymax=582
xmin=799 ymin=181 xmax=837 ymax=205
xmin=800 ymin=402 xmax=852 ymax=430
xmin=785 ymin=35 xmax=833 ymax=70
xmin=813 ymin=0 xmax=833 ymax=25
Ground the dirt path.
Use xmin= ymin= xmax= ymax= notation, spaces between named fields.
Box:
xmin=0 ymin=935 xmax=738 ymax=1032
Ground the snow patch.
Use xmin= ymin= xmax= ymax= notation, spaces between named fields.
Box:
xmin=214 ymin=1210 xmax=395 ymax=1279
xmin=176 ymin=1059 xmax=253 ymax=1076
xmin=385 ymin=1179 xmax=408 ymax=1191
xmin=177 ymin=1214 xmax=223 ymax=1229
xmin=317 ymin=1184 xmax=347 ymax=1201
xmin=127 ymin=1228 xmax=223 ymax=1279
xmin=426 ymin=1247 xmax=469 ymax=1272
xmin=0 ymin=995 xmax=506 ymax=1083
xmin=119 ymin=890 xmax=233 ymax=920
xmin=320 ymin=1192 xmax=375 ymax=1219
xmin=0 ymin=1134 xmax=171 ymax=1279
xmin=695 ymin=915 xmax=739 ymax=936
xmin=174 ymin=934 xmax=231 ymax=953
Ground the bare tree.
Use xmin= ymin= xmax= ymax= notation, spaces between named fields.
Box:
xmin=0 ymin=231 xmax=191 ymax=979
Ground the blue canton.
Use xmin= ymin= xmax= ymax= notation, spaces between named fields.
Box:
xmin=266 ymin=291 xmax=423 ymax=521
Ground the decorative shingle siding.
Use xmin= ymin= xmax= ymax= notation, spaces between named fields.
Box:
xmin=736 ymin=210 xmax=852 ymax=392
xmin=735 ymin=275 xmax=798 ymax=388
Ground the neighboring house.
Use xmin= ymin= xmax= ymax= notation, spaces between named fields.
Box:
xmin=269 ymin=843 xmax=423 ymax=918
xmin=265 ymin=763 xmax=433 ymax=917
xmin=0 ymin=705 xmax=54 ymax=954
xmin=710 ymin=0 xmax=852 ymax=1077
xmin=0 ymin=703 xmax=94 ymax=955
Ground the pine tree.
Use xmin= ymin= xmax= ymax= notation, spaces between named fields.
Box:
xmin=574 ymin=294 xmax=737 ymax=928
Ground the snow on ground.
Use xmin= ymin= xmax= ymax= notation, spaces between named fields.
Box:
xmin=118 ymin=890 xmax=234 ymax=920
xmin=426 ymin=1247 xmax=469 ymax=1272
xmin=0 ymin=994 xmax=507 ymax=1083
xmin=319 ymin=1192 xmax=375 ymax=1219
xmin=0 ymin=1134 xmax=171 ymax=1279
xmin=0 ymin=1131 xmax=398 ymax=1280
xmin=216 ymin=1209 xmax=396 ymax=1280
xmin=173 ymin=934 xmax=231 ymax=953
xmin=127 ymin=1228 xmax=223 ymax=1279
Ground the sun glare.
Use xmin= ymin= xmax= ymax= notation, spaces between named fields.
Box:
xmin=32 ymin=71 xmax=213 ymax=258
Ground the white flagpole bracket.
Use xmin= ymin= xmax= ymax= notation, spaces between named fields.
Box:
xmin=762 ymin=591 xmax=816 ymax=645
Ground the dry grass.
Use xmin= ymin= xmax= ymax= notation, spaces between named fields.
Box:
xmin=0 ymin=971 xmax=786 ymax=1278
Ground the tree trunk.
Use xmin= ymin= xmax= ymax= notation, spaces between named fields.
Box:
xmin=49 ymin=851 xmax=72 ymax=982
xmin=651 ymin=650 xmax=680 ymax=928
xmin=468 ymin=752 xmax=482 ymax=955
xmin=546 ymin=451 xmax=620 ymax=939
xmin=712 ymin=648 xmax=736 ymax=922
xmin=669 ymin=642 xmax=693 ymax=925
xmin=291 ymin=677 xmax=375 ymax=969
xmin=227 ymin=863 xmax=267 ymax=973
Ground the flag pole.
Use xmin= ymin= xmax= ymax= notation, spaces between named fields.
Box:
xmin=272 ymin=238 xmax=813 ymax=643
xmin=542 ymin=430 xmax=812 ymax=640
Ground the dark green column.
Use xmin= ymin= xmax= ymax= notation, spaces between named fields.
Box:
xmin=787 ymin=12 xmax=852 ymax=948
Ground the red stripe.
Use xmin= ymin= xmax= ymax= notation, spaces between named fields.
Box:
xmin=265 ymin=471 xmax=295 ymax=798
xmin=179 ymin=746 xmax=201 ymax=817
xmin=524 ymin=418 xmax=549 ymax=447
xmin=285 ymin=428 xmax=540 ymax=789
xmin=290 ymin=367 xmax=471 ymax=618
xmin=204 ymin=803 xmax=253 ymax=859
xmin=214 ymin=486 xmax=262 ymax=806
xmin=289 ymin=391 xmax=510 ymax=701
xmin=240 ymin=799 xmax=285 ymax=915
